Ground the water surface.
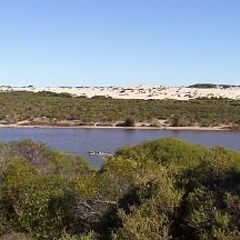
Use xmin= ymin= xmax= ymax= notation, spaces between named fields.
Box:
xmin=0 ymin=127 xmax=239 ymax=168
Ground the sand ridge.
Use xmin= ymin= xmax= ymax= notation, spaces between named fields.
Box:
xmin=1 ymin=85 xmax=240 ymax=100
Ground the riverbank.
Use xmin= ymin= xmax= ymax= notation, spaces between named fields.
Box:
xmin=0 ymin=91 xmax=239 ymax=130
xmin=0 ymin=123 xmax=233 ymax=131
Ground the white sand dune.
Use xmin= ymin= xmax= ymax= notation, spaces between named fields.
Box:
xmin=1 ymin=85 xmax=240 ymax=100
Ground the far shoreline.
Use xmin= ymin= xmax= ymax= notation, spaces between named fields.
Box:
xmin=0 ymin=124 xmax=234 ymax=131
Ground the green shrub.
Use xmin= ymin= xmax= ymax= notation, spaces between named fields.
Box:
xmin=116 ymin=138 xmax=207 ymax=169
xmin=0 ymin=159 xmax=75 ymax=240
xmin=0 ymin=232 xmax=32 ymax=240
xmin=0 ymin=138 xmax=239 ymax=239
xmin=176 ymin=146 xmax=240 ymax=239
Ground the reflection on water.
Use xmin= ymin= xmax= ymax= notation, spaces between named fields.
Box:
xmin=0 ymin=127 xmax=239 ymax=168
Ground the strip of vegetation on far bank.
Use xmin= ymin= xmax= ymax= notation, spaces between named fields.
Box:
xmin=0 ymin=91 xmax=239 ymax=129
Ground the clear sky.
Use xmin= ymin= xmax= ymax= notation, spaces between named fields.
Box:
xmin=0 ymin=0 xmax=239 ymax=86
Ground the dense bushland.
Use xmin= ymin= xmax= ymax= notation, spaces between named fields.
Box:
xmin=0 ymin=138 xmax=240 ymax=239
xmin=188 ymin=83 xmax=240 ymax=88
xmin=0 ymin=91 xmax=240 ymax=128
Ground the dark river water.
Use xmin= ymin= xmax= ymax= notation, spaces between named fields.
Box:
xmin=0 ymin=127 xmax=239 ymax=168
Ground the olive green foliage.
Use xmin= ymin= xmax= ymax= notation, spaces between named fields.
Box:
xmin=0 ymin=138 xmax=240 ymax=239
xmin=116 ymin=138 xmax=207 ymax=170
xmin=1 ymin=160 xmax=73 ymax=239
xmin=0 ymin=232 xmax=32 ymax=240
xmin=188 ymin=83 xmax=240 ymax=89
xmin=177 ymin=147 xmax=240 ymax=240
xmin=0 ymin=140 xmax=91 ymax=240
xmin=0 ymin=91 xmax=239 ymax=127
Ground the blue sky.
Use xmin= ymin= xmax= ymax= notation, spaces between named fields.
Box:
xmin=0 ymin=0 xmax=239 ymax=86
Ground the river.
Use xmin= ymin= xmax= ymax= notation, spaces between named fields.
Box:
xmin=0 ymin=127 xmax=239 ymax=168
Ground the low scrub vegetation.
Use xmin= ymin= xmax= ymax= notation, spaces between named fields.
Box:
xmin=0 ymin=138 xmax=240 ymax=239
xmin=188 ymin=83 xmax=240 ymax=88
xmin=0 ymin=91 xmax=239 ymax=128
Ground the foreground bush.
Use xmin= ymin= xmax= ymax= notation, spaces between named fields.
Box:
xmin=0 ymin=138 xmax=240 ymax=239
xmin=0 ymin=159 xmax=75 ymax=239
